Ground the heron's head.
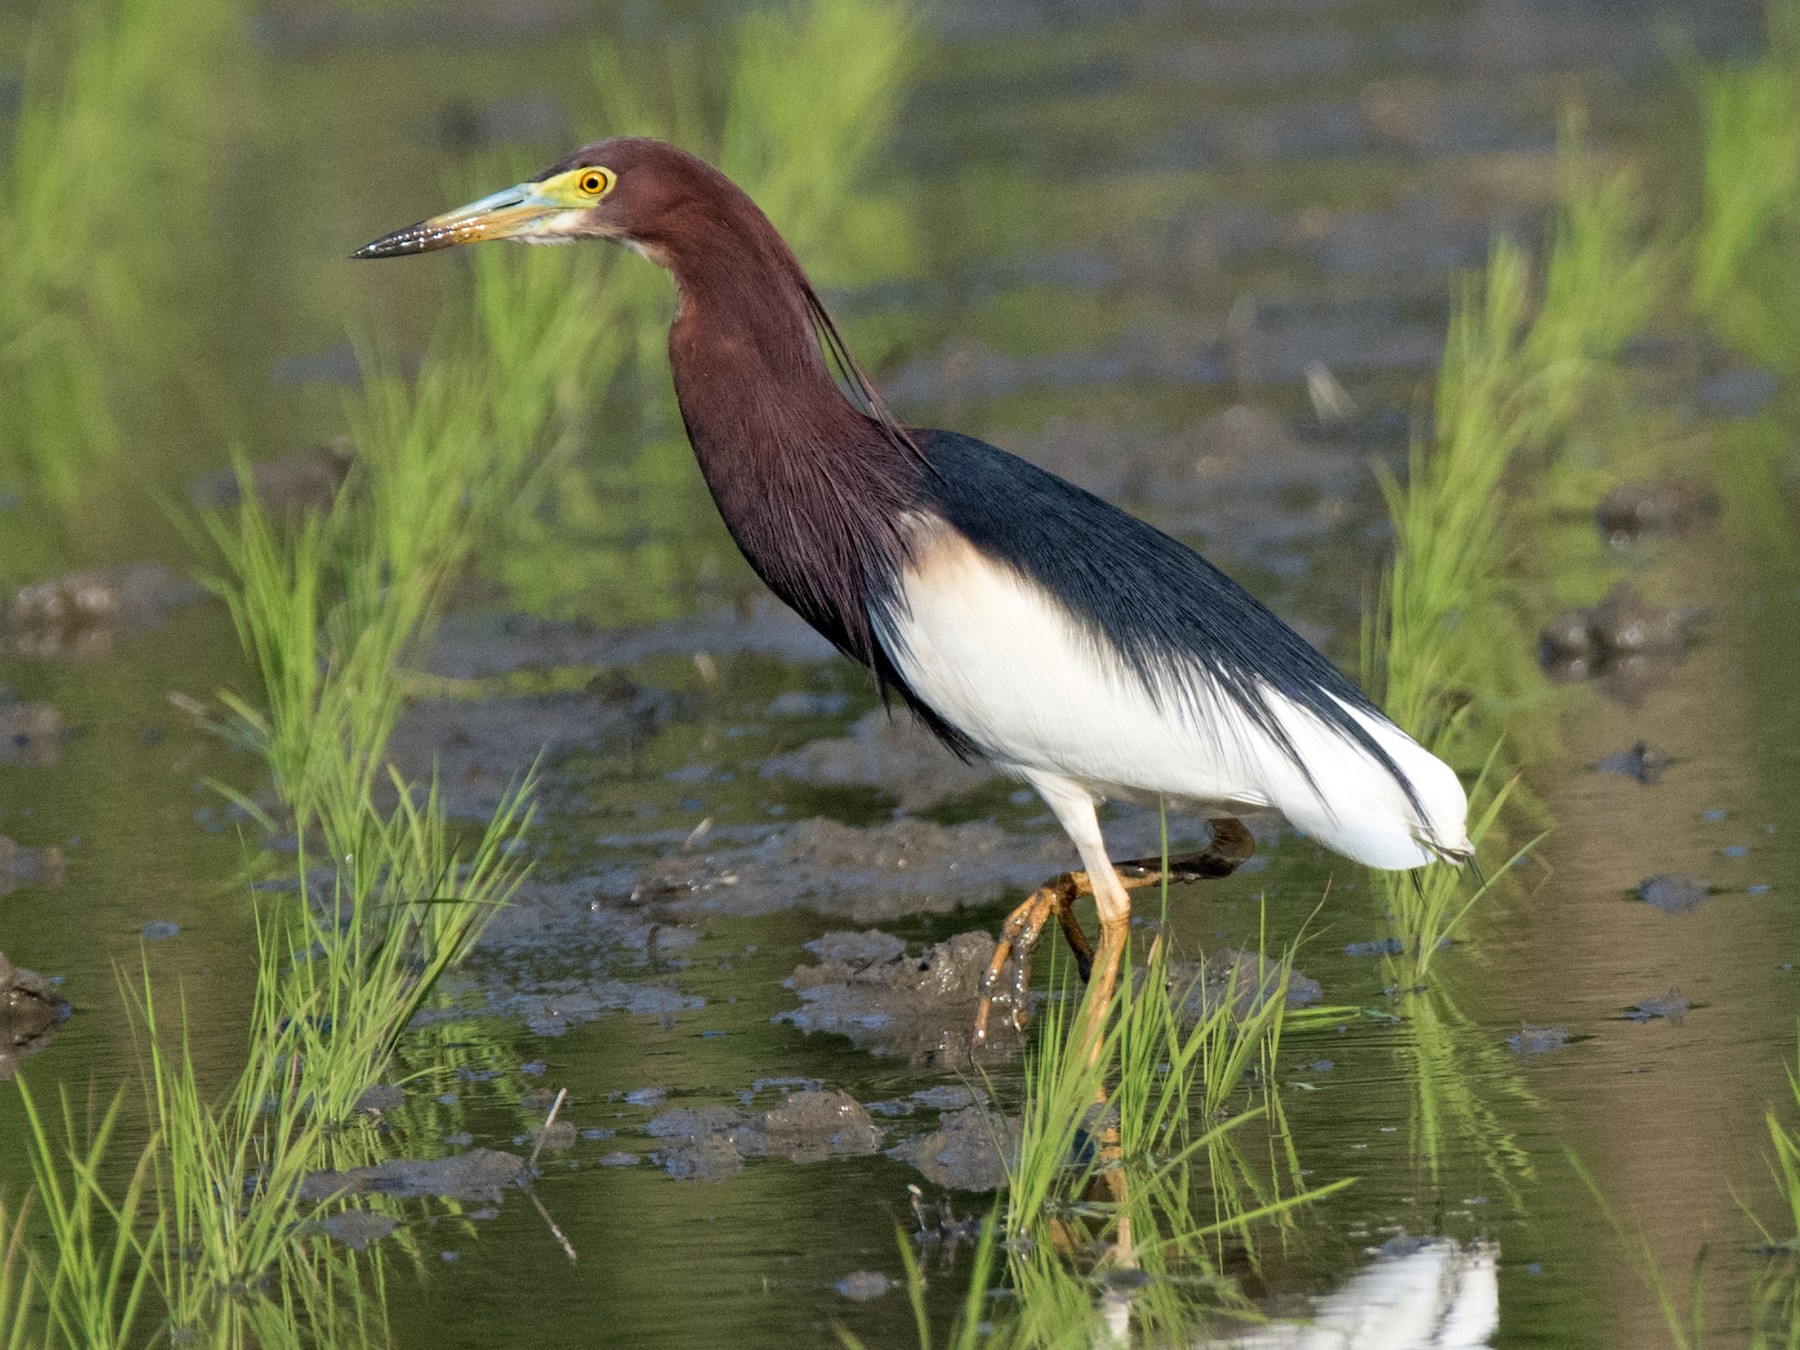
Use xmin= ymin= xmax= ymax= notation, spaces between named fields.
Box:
xmin=353 ymin=137 xmax=728 ymax=267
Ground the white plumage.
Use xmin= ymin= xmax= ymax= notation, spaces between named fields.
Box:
xmin=875 ymin=513 xmax=1470 ymax=870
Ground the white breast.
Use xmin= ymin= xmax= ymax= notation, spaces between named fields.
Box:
xmin=872 ymin=516 xmax=1469 ymax=871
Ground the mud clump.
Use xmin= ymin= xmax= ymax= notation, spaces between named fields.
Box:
xmin=0 ymin=952 xmax=71 ymax=1080
xmin=318 ymin=1208 xmax=398 ymax=1252
xmin=300 ymin=1148 xmax=528 ymax=1204
xmin=1594 ymin=742 xmax=1672 ymax=785
xmin=780 ymin=929 xmax=1022 ymax=1063
xmin=890 ymin=1106 xmax=1021 ymax=1193
xmin=1166 ymin=949 xmax=1323 ymax=1021
xmin=484 ymin=977 xmax=703 ymax=1036
xmin=630 ymin=817 xmax=1069 ymax=922
xmin=735 ymin=1090 xmax=884 ymax=1163
xmin=384 ymin=681 xmax=671 ymax=817
xmin=0 ymin=835 xmax=66 ymax=897
xmin=187 ymin=440 xmax=354 ymax=514
xmin=1539 ymin=583 xmax=1692 ymax=704
xmin=530 ymin=1119 xmax=578 ymax=1153
xmin=1636 ymin=874 xmax=1712 ymax=915
xmin=2 ymin=564 xmax=207 ymax=660
xmin=1625 ymin=989 xmax=1689 ymax=1024
xmin=0 ymin=697 xmax=66 ymax=768
xmin=1539 ymin=583 xmax=1687 ymax=663
xmin=659 ymin=1133 xmax=745 ymax=1181
xmin=761 ymin=709 xmax=996 ymax=810
xmin=1508 ymin=1024 xmax=1569 ymax=1056
xmin=1596 ymin=477 xmax=1719 ymax=544
xmin=835 ymin=1271 xmax=892 ymax=1301
xmin=646 ymin=1091 xmax=886 ymax=1180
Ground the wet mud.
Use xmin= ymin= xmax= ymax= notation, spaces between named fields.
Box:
xmin=780 ymin=929 xmax=1022 ymax=1063
xmin=1 ymin=564 xmax=207 ymax=661
xmin=318 ymin=1208 xmax=399 ymax=1252
xmin=646 ymin=1089 xmax=886 ymax=1180
xmin=1593 ymin=741 xmax=1672 ymax=785
xmin=636 ymin=1081 xmax=1021 ymax=1191
xmin=187 ymin=440 xmax=355 ymax=514
xmin=833 ymin=1271 xmax=892 ymax=1302
xmin=482 ymin=976 xmax=703 ymax=1037
xmin=385 ymin=682 xmax=673 ymax=817
xmin=889 ymin=1105 xmax=1022 ymax=1194
xmin=300 ymin=1148 xmax=529 ymax=1204
xmin=1636 ymin=874 xmax=1713 ymax=915
xmin=0 ymin=834 xmax=65 ymax=897
xmin=1596 ymin=476 xmax=1720 ymax=544
xmin=421 ymin=598 xmax=834 ymax=682
xmin=0 ymin=694 xmax=66 ymax=767
xmin=1539 ymin=582 xmax=1694 ymax=704
xmin=761 ymin=708 xmax=997 ymax=810
xmin=623 ymin=817 xmax=1073 ymax=922
xmin=0 ymin=952 xmax=71 ymax=1081
xmin=1165 ymin=948 xmax=1324 ymax=1019
xmin=610 ymin=807 xmax=1230 ymax=924
xmin=1507 ymin=1024 xmax=1569 ymax=1056
xmin=1624 ymin=990 xmax=1690 ymax=1024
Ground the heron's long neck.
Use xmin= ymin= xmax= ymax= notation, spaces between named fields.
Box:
xmin=663 ymin=224 xmax=921 ymax=666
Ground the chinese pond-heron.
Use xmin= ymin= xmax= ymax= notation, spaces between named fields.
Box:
xmin=356 ymin=138 xmax=1471 ymax=1053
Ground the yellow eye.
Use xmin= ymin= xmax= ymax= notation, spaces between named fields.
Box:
xmin=576 ymin=169 xmax=611 ymax=197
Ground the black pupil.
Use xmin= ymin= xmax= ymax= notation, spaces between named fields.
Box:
xmin=584 ymin=175 xmax=600 ymax=191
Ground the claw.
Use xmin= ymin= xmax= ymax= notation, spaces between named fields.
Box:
xmin=971 ymin=820 xmax=1256 ymax=1047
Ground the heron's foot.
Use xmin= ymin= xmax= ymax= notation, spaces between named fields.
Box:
xmin=971 ymin=819 xmax=1255 ymax=1047
xmin=974 ymin=872 xmax=1088 ymax=1045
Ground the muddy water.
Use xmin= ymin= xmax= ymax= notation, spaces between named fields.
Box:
xmin=2 ymin=0 xmax=1796 ymax=1345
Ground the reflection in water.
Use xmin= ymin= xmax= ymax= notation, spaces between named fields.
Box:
xmin=1202 ymin=1238 xmax=1499 ymax=1350
xmin=1389 ymin=982 xmax=1534 ymax=1199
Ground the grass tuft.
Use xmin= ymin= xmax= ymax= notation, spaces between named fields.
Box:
xmin=0 ymin=0 xmax=237 ymax=506
xmin=1687 ymin=0 xmax=1800 ymax=372
xmin=1362 ymin=128 xmax=1660 ymax=981
xmin=12 ymin=1081 xmax=158 ymax=1350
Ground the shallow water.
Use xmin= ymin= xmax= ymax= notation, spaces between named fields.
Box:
xmin=3 ymin=0 xmax=1797 ymax=1345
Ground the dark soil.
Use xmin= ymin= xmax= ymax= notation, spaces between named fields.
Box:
xmin=1 ymin=564 xmax=207 ymax=661
xmin=0 ymin=834 xmax=65 ymax=896
xmin=888 ymin=1106 xmax=1022 ymax=1193
xmin=0 ymin=951 xmax=70 ymax=1081
xmin=780 ymin=929 xmax=1022 ymax=1063
xmin=301 ymin=1148 xmax=530 ymax=1203
xmin=1636 ymin=875 xmax=1712 ymax=914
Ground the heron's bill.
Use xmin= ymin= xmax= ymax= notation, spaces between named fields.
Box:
xmin=353 ymin=171 xmax=600 ymax=258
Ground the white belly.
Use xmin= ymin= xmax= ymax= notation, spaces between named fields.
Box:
xmin=873 ymin=517 xmax=1470 ymax=871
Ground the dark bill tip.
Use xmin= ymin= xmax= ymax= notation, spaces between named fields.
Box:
xmin=351 ymin=221 xmax=458 ymax=260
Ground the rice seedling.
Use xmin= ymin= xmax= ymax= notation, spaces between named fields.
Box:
xmin=0 ymin=1195 xmax=32 ymax=1350
xmin=1361 ymin=134 xmax=1661 ymax=984
xmin=0 ymin=0 xmax=237 ymax=508
xmin=1750 ymin=1028 xmax=1800 ymax=1254
xmin=11 ymin=1081 xmax=158 ymax=1350
xmin=1751 ymin=1268 xmax=1800 ymax=1350
xmin=1687 ymin=0 xmax=1800 ymax=372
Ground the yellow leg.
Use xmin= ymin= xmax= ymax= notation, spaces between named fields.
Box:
xmin=972 ymin=816 xmax=1255 ymax=1047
